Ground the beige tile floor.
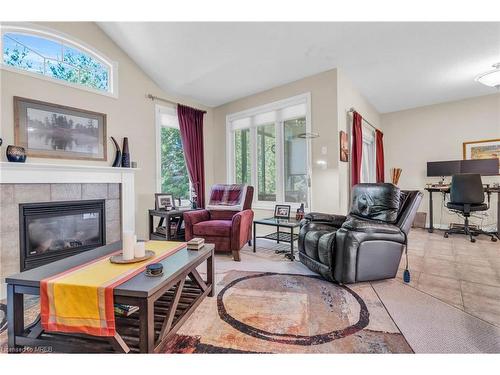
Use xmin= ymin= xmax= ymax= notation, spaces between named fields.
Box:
xmin=397 ymin=228 xmax=500 ymax=327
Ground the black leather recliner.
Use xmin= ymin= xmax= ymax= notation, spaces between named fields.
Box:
xmin=298 ymin=183 xmax=423 ymax=284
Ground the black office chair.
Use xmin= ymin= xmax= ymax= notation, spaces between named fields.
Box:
xmin=444 ymin=173 xmax=497 ymax=242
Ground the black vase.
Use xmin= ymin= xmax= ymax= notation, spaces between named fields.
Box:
xmin=6 ymin=145 xmax=26 ymax=163
xmin=121 ymin=137 xmax=130 ymax=168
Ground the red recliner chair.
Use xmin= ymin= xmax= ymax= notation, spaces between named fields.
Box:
xmin=183 ymin=184 xmax=254 ymax=261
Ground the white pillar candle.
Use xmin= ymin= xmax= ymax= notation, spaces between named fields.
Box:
xmin=134 ymin=241 xmax=146 ymax=258
xmin=122 ymin=231 xmax=136 ymax=260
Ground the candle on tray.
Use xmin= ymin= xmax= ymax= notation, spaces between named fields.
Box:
xmin=134 ymin=241 xmax=146 ymax=258
xmin=122 ymin=231 xmax=136 ymax=260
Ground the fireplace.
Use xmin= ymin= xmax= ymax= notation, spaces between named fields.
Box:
xmin=19 ymin=200 xmax=106 ymax=271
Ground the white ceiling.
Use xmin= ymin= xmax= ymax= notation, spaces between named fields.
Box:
xmin=98 ymin=22 xmax=500 ymax=113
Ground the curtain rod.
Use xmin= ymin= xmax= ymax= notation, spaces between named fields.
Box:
xmin=348 ymin=107 xmax=379 ymax=131
xmin=146 ymin=94 xmax=207 ymax=114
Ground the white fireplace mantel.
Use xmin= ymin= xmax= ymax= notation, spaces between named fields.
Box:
xmin=0 ymin=162 xmax=139 ymax=233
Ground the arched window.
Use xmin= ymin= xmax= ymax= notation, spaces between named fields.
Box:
xmin=1 ymin=24 xmax=116 ymax=95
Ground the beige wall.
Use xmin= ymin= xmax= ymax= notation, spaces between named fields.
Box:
xmin=336 ymin=69 xmax=381 ymax=214
xmin=0 ymin=22 xmax=215 ymax=239
xmin=382 ymin=93 xmax=500 ymax=230
xmin=212 ymin=69 xmax=339 ymax=219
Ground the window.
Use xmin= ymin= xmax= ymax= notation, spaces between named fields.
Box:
xmin=227 ymin=93 xmax=311 ymax=208
xmin=360 ymin=124 xmax=377 ymax=183
xmin=1 ymin=24 xmax=116 ymax=95
xmin=156 ymin=106 xmax=190 ymax=200
xmin=284 ymin=117 xmax=308 ymax=203
xmin=257 ymin=122 xmax=277 ymax=201
xmin=234 ymin=128 xmax=251 ymax=184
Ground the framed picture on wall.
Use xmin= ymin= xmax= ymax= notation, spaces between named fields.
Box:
xmin=14 ymin=96 xmax=107 ymax=161
xmin=463 ymin=139 xmax=500 ymax=161
xmin=339 ymin=130 xmax=348 ymax=162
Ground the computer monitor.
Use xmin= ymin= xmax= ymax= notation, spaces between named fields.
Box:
xmin=427 ymin=160 xmax=461 ymax=177
xmin=460 ymin=158 xmax=499 ymax=176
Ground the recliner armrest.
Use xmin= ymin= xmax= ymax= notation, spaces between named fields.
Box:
xmin=183 ymin=209 xmax=210 ymax=226
xmin=183 ymin=210 xmax=211 ymax=242
xmin=231 ymin=209 xmax=254 ymax=249
xmin=302 ymin=212 xmax=347 ymax=228
xmin=334 ymin=220 xmax=406 ymax=283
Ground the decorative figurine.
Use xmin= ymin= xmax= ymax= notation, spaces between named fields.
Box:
xmin=110 ymin=137 xmax=122 ymax=167
xmin=295 ymin=203 xmax=305 ymax=220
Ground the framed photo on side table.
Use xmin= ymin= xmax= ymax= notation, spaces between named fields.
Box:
xmin=155 ymin=193 xmax=175 ymax=210
xmin=14 ymin=96 xmax=107 ymax=161
xmin=274 ymin=204 xmax=291 ymax=219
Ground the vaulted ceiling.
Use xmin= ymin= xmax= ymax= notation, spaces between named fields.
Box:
xmin=98 ymin=22 xmax=500 ymax=112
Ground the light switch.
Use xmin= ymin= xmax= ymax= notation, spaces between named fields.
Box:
xmin=321 ymin=146 xmax=327 ymax=155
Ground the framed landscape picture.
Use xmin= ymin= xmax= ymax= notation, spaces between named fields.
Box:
xmin=14 ymin=96 xmax=107 ymax=161
xmin=463 ymin=139 xmax=500 ymax=161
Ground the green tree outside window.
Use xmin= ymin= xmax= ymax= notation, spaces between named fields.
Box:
xmin=160 ymin=127 xmax=190 ymax=200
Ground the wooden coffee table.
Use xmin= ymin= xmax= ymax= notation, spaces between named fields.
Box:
xmin=6 ymin=242 xmax=214 ymax=353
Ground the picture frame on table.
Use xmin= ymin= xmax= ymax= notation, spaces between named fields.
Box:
xmin=155 ymin=193 xmax=175 ymax=211
xmin=274 ymin=204 xmax=291 ymax=219
xmin=14 ymin=96 xmax=107 ymax=161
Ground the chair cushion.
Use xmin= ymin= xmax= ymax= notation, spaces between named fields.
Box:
xmin=193 ymin=220 xmax=232 ymax=237
xmin=350 ymin=183 xmax=401 ymax=223
xmin=206 ymin=184 xmax=247 ymax=211
xmin=446 ymin=202 xmax=488 ymax=212
xmin=342 ymin=216 xmax=403 ymax=234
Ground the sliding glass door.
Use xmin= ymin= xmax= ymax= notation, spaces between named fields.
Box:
xmin=227 ymin=93 xmax=312 ymax=209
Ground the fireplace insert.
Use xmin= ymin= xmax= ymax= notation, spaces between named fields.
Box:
xmin=19 ymin=200 xmax=106 ymax=271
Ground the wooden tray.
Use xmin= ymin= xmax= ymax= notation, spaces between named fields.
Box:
xmin=110 ymin=250 xmax=155 ymax=264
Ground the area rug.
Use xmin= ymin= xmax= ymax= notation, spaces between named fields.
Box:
xmin=164 ymin=271 xmax=413 ymax=353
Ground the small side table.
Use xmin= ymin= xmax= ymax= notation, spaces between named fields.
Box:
xmin=253 ymin=217 xmax=302 ymax=261
xmin=148 ymin=208 xmax=201 ymax=241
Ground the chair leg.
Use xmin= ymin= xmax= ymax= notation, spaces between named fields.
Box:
xmin=248 ymin=240 xmax=252 ymax=246
xmin=463 ymin=217 xmax=476 ymax=243
xmin=468 ymin=227 xmax=498 ymax=242
xmin=232 ymin=250 xmax=241 ymax=262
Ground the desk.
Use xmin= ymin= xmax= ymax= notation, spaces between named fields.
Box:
xmin=425 ymin=186 xmax=500 ymax=238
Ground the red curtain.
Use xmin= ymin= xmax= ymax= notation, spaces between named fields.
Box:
xmin=177 ymin=104 xmax=206 ymax=208
xmin=351 ymin=111 xmax=363 ymax=186
xmin=375 ymin=129 xmax=385 ymax=183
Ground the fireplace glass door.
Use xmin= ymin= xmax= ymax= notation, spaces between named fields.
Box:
xmin=27 ymin=212 xmax=102 ymax=256
xmin=20 ymin=200 xmax=106 ymax=270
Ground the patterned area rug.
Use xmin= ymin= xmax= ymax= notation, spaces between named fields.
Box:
xmin=164 ymin=271 xmax=413 ymax=353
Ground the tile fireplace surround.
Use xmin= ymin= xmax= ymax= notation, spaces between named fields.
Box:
xmin=0 ymin=162 xmax=137 ymax=299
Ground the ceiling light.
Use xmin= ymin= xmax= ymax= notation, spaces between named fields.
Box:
xmin=475 ymin=63 xmax=500 ymax=89
xmin=297 ymin=132 xmax=319 ymax=139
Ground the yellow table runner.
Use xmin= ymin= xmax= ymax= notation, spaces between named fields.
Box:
xmin=41 ymin=241 xmax=185 ymax=337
